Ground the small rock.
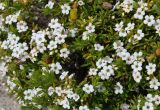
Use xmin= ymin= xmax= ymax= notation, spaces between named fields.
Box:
xmin=102 ymin=2 xmax=113 ymax=9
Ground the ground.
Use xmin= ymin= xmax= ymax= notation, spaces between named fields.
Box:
xmin=0 ymin=83 xmax=20 ymax=110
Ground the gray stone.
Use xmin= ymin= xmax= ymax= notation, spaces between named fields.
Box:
xmin=0 ymin=83 xmax=20 ymax=110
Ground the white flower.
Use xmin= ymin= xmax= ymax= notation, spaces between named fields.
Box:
xmin=60 ymin=48 xmax=70 ymax=58
xmin=79 ymin=105 xmax=89 ymax=110
xmin=45 ymin=1 xmax=54 ymax=9
xmin=70 ymin=0 xmax=74 ymax=2
xmin=55 ymin=86 xmax=62 ymax=96
xmin=48 ymin=18 xmax=61 ymax=29
xmin=119 ymin=29 xmax=127 ymax=37
xmin=5 ymin=14 xmax=18 ymax=24
xmin=120 ymin=0 xmax=134 ymax=13
xmin=125 ymin=22 xmax=135 ymax=33
xmin=50 ymin=62 xmax=62 ymax=74
xmin=142 ymin=102 xmax=154 ymax=110
xmin=149 ymin=78 xmax=160 ymax=90
xmin=61 ymin=4 xmax=71 ymax=15
xmin=30 ymin=48 xmax=38 ymax=57
xmin=133 ymin=29 xmax=144 ymax=40
xmin=33 ymin=88 xmax=42 ymax=96
xmin=138 ymin=1 xmax=148 ymax=11
xmin=96 ymin=58 xmax=106 ymax=69
xmin=88 ymin=68 xmax=98 ymax=76
xmin=24 ymin=89 xmax=34 ymax=100
xmin=72 ymin=93 xmax=80 ymax=101
xmin=11 ymin=42 xmax=29 ymax=59
xmin=12 ymin=48 xmax=20 ymax=58
xmin=94 ymin=43 xmax=104 ymax=51
xmin=155 ymin=28 xmax=160 ymax=36
xmin=53 ymin=26 xmax=64 ymax=35
xmin=134 ymin=8 xmax=145 ymax=20
xmin=94 ymin=107 xmax=101 ymax=110
xmin=120 ymin=51 xmax=130 ymax=61
xmin=47 ymin=40 xmax=57 ymax=50
xmin=120 ymin=103 xmax=130 ymax=110
xmin=115 ymin=21 xmax=123 ymax=32
xmin=11 ymin=14 xmax=18 ymax=23
xmin=55 ymin=34 xmax=67 ymax=44
xmin=133 ymin=51 xmax=143 ymax=60
xmin=36 ymin=43 xmax=46 ymax=53
xmin=146 ymin=63 xmax=156 ymax=75
xmin=0 ymin=62 xmax=7 ymax=78
xmin=48 ymin=86 xmax=54 ymax=96
xmin=34 ymin=31 xmax=46 ymax=45
xmin=82 ymin=31 xmax=89 ymax=40
xmin=82 ymin=84 xmax=94 ymax=94
xmin=155 ymin=19 xmax=160 ymax=30
xmin=131 ymin=61 xmax=142 ymax=72
xmin=69 ymin=28 xmax=78 ymax=37
xmin=132 ymin=72 xmax=142 ymax=83
xmin=155 ymin=27 xmax=160 ymax=35
xmin=5 ymin=15 xmax=13 ymax=24
xmin=0 ymin=3 xmax=5 ymax=10
xmin=86 ymin=23 xmax=95 ymax=33
xmin=114 ymin=82 xmax=123 ymax=94
xmin=103 ymin=65 xmax=114 ymax=76
xmin=144 ymin=15 xmax=155 ymax=26
xmin=98 ymin=70 xmax=110 ymax=80
xmin=118 ymin=48 xmax=127 ymax=57
xmin=125 ymin=55 xmax=135 ymax=64
xmin=78 ymin=0 xmax=85 ymax=6
xmin=154 ymin=95 xmax=160 ymax=105
xmin=59 ymin=97 xmax=70 ymax=109
xmin=60 ymin=71 xmax=68 ymax=80
xmin=104 ymin=56 xmax=113 ymax=64
xmin=19 ymin=52 xmax=29 ymax=62
xmin=6 ymin=77 xmax=16 ymax=90
xmin=17 ymin=21 xmax=28 ymax=33
xmin=1 ymin=40 xmax=9 ymax=49
xmin=145 ymin=94 xmax=154 ymax=102
xmin=24 ymin=88 xmax=42 ymax=101
xmin=137 ymin=100 xmax=141 ymax=110
xmin=18 ymin=42 xmax=28 ymax=51
xmin=66 ymin=90 xmax=74 ymax=99
xmin=113 ymin=40 xmax=124 ymax=49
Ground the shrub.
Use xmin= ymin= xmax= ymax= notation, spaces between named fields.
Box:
xmin=0 ymin=0 xmax=160 ymax=110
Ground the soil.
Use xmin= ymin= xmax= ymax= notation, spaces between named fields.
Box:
xmin=0 ymin=83 xmax=20 ymax=110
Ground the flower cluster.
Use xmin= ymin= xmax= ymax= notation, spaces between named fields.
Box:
xmin=48 ymin=86 xmax=80 ymax=109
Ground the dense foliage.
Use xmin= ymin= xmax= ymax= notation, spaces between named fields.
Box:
xmin=0 ymin=0 xmax=160 ymax=110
